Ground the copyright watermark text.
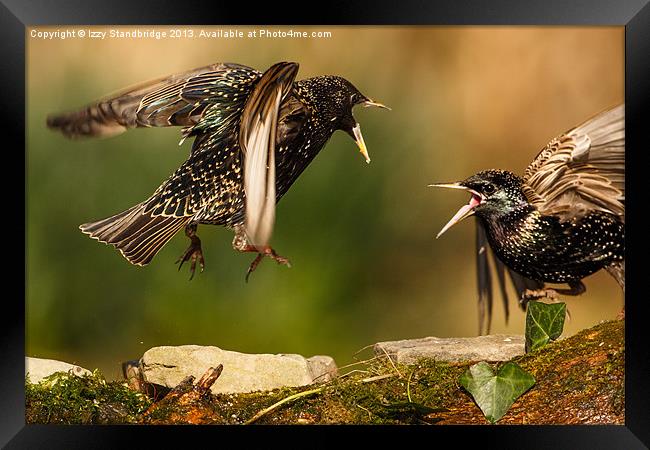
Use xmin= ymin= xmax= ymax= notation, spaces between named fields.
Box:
xmin=29 ymin=28 xmax=333 ymax=41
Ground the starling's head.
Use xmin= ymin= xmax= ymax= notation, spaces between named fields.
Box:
xmin=430 ymin=169 xmax=527 ymax=238
xmin=299 ymin=75 xmax=389 ymax=163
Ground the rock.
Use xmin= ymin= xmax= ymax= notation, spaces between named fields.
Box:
xmin=374 ymin=335 xmax=525 ymax=364
xmin=25 ymin=357 xmax=92 ymax=384
xmin=306 ymin=355 xmax=337 ymax=383
xmin=139 ymin=346 xmax=338 ymax=394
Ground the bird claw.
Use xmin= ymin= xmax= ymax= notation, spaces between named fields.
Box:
xmin=521 ymin=288 xmax=560 ymax=305
xmin=176 ymin=242 xmax=205 ymax=281
xmin=271 ymin=252 xmax=292 ymax=268
xmin=245 ymin=254 xmax=264 ymax=283
xmin=245 ymin=248 xmax=291 ymax=282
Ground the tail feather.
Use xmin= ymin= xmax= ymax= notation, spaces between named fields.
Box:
xmin=118 ymin=215 xmax=187 ymax=264
xmin=80 ymin=204 xmax=190 ymax=266
xmin=80 ymin=204 xmax=142 ymax=239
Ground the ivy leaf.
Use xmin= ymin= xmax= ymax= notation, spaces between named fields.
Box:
xmin=459 ymin=361 xmax=535 ymax=424
xmin=525 ymin=301 xmax=567 ymax=353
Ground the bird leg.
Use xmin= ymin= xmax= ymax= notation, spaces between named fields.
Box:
xmin=243 ymin=246 xmax=292 ymax=282
xmin=231 ymin=227 xmax=291 ymax=282
xmin=521 ymin=280 xmax=586 ymax=304
xmin=522 ymin=288 xmax=559 ymax=303
xmin=176 ymin=223 xmax=205 ymax=280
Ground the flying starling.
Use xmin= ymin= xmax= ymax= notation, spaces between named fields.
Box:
xmin=431 ymin=105 xmax=624 ymax=334
xmin=47 ymin=61 xmax=388 ymax=279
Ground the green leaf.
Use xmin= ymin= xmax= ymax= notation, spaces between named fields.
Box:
xmin=525 ymin=301 xmax=567 ymax=352
xmin=459 ymin=361 xmax=535 ymax=424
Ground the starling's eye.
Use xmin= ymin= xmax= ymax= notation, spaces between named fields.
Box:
xmin=483 ymin=184 xmax=496 ymax=195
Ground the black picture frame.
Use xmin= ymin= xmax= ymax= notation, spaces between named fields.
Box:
xmin=6 ymin=0 xmax=649 ymax=447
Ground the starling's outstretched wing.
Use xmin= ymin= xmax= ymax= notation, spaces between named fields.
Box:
xmin=238 ymin=62 xmax=300 ymax=250
xmin=522 ymin=104 xmax=625 ymax=222
xmin=47 ymin=62 xmax=260 ymax=139
xmin=75 ymin=64 xmax=268 ymax=266
xmin=476 ymin=221 xmax=544 ymax=334
xmin=80 ymin=95 xmax=266 ymax=266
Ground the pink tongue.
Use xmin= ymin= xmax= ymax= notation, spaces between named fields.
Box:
xmin=435 ymin=193 xmax=483 ymax=239
xmin=469 ymin=194 xmax=481 ymax=208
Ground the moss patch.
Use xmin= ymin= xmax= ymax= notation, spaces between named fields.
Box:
xmin=26 ymin=320 xmax=624 ymax=425
xmin=26 ymin=370 xmax=151 ymax=424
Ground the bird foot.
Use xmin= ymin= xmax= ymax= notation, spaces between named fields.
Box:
xmin=176 ymin=225 xmax=204 ymax=280
xmin=245 ymin=247 xmax=291 ymax=282
xmin=521 ymin=288 xmax=560 ymax=304
xmin=616 ymin=308 xmax=625 ymax=320
xmin=521 ymin=288 xmax=573 ymax=322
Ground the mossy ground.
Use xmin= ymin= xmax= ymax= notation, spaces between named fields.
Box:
xmin=25 ymin=320 xmax=624 ymax=425
xmin=25 ymin=370 xmax=151 ymax=424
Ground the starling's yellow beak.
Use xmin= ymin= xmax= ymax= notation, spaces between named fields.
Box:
xmin=429 ymin=183 xmax=485 ymax=239
xmin=352 ymin=123 xmax=371 ymax=164
xmin=349 ymin=99 xmax=388 ymax=164
xmin=362 ymin=99 xmax=391 ymax=110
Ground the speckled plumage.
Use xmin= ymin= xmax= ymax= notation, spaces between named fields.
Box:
xmin=47 ymin=62 xmax=385 ymax=277
xmin=433 ymin=105 xmax=625 ymax=334
xmin=465 ymin=170 xmax=624 ymax=284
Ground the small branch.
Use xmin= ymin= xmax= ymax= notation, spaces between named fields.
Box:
xmin=245 ymin=370 xmax=398 ymax=424
xmin=361 ymin=373 xmax=396 ymax=383
xmin=196 ymin=365 xmax=223 ymax=391
xmin=406 ymin=369 xmax=415 ymax=403
xmin=244 ymin=387 xmax=325 ymax=425
xmin=377 ymin=345 xmax=403 ymax=378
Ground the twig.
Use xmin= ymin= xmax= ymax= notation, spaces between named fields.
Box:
xmin=357 ymin=404 xmax=373 ymax=420
xmin=196 ymin=365 xmax=223 ymax=391
xmin=337 ymin=356 xmax=380 ymax=372
xmin=361 ymin=373 xmax=396 ymax=383
xmin=378 ymin=345 xmax=403 ymax=378
xmin=338 ymin=369 xmax=374 ymax=381
xmin=244 ymin=348 xmax=401 ymax=424
xmin=406 ymin=369 xmax=415 ymax=403
xmin=244 ymin=386 xmax=325 ymax=425
xmin=352 ymin=343 xmax=377 ymax=358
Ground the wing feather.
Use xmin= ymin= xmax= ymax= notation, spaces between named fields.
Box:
xmin=476 ymin=223 xmax=493 ymax=334
xmin=522 ymin=104 xmax=625 ymax=222
xmin=239 ymin=62 xmax=300 ymax=249
xmin=47 ymin=62 xmax=260 ymax=139
xmin=475 ymin=221 xmax=544 ymax=334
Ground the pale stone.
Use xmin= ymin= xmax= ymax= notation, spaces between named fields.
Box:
xmin=374 ymin=335 xmax=526 ymax=364
xmin=306 ymin=355 xmax=337 ymax=383
xmin=140 ymin=345 xmax=338 ymax=394
xmin=25 ymin=357 xmax=92 ymax=384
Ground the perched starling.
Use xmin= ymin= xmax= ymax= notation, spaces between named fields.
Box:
xmin=431 ymin=105 xmax=624 ymax=334
xmin=47 ymin=61 xmax=388 ymax=279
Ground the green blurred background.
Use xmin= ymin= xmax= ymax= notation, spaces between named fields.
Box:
xmin=27 ymin=26 xmax=624 ymax=380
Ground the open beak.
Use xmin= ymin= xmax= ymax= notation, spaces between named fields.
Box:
xmin=348 ymin=99 xmax=388 ymax=164
xmin=429 ymin=182 xmax=485 ymax=239
xmin=362 ymin=99 xmax=391 ymax=110
xmin=351 ymin=123 xmax=371 ymax=164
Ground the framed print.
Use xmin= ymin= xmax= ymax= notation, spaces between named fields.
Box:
xmin=5 ymin=0 xmax=650 ymax=447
